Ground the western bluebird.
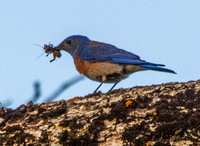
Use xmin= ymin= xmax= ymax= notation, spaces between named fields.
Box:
xmin=55 ymin=35 xmax=176 ymax=93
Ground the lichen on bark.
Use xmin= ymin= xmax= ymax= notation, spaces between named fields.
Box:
xmin=0 ymin=80 xmax=200 ymax=145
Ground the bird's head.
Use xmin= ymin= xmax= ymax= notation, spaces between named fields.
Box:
xmin=56 ymin=35 xmax=90 ymax=58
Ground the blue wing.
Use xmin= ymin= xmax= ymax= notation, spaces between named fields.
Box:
xmin=79 ymin=44 xmax=176 ymax=74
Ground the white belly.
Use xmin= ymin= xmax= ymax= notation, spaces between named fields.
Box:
xmin=86 ymin=62 xmax=146 ymax=83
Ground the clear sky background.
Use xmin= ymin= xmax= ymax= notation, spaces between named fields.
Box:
xmin=0 ymin=1 xmax=199 ymax=108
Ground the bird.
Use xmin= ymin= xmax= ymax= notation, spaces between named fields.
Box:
xmin=55 ymin=35 xmax=176 ymax=93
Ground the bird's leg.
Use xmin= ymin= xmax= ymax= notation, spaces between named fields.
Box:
xmin=108 ymin=82 xmax=119 ymax=92
xmin=93 ymin=83 xmax=103 ymax=94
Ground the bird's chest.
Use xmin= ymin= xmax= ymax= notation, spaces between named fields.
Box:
xmin=74 ymin=53 xmax=128 ymax=83
xmin=74 ymin=53 xmax=91 ymax=76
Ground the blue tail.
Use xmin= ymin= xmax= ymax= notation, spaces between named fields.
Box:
xmin=140 ymin=64 xmax=176 ymax=74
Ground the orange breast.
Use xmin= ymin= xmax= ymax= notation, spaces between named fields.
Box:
xmin=74 ymin=52 xmax=92 ymax=76
xmin=74 ymin=41 xmax=103 ymax=77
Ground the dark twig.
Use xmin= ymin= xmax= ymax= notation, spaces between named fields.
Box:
xmin=44 ymin=75 xmax=84 ymax=102
xmin=30 ymin=81 xmax=41 ymax=103
xmin=27 ymin=81 xmax=41 ymax=104
xmin=0 ymin=99 xmax=13 ymax=108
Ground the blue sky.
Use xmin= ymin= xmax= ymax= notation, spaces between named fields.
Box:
xmin=0 ymin=1 xmax=199 ymax=108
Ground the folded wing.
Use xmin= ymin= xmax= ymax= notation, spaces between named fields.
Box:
xmin=79 ymin=44 xmax=176 ymax=74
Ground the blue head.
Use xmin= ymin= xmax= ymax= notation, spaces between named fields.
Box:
xmin=57 ymin=35 xmax=91 ymax=58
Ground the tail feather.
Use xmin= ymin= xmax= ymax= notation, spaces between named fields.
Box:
xmin=140 ymin=64 xmax=176 ymax=74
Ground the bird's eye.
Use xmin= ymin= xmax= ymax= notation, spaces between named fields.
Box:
xmin=66 ymin=40 xmax=71 ymax=44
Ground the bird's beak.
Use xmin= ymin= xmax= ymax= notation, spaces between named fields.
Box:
xmin=54 ymin=44 xmax=64 ymax=51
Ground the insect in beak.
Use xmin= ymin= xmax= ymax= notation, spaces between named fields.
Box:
xmin=34 ymin=42 xmax=62 ymax=62
xmin=43 ymin=44 xmax=62 ymax=62
xmin=33 ymin=43 xmax=46 ymax=59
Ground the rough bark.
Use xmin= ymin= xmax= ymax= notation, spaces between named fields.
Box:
xmin=0 ymin=80 xmax=200 ymax=146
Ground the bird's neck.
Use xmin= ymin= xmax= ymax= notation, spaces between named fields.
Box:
xmin=72 ymin=40 xmax=91 ymax=59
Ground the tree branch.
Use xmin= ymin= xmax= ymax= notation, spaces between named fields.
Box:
xmin=0 ymin=80 xmax=200 ymax=145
